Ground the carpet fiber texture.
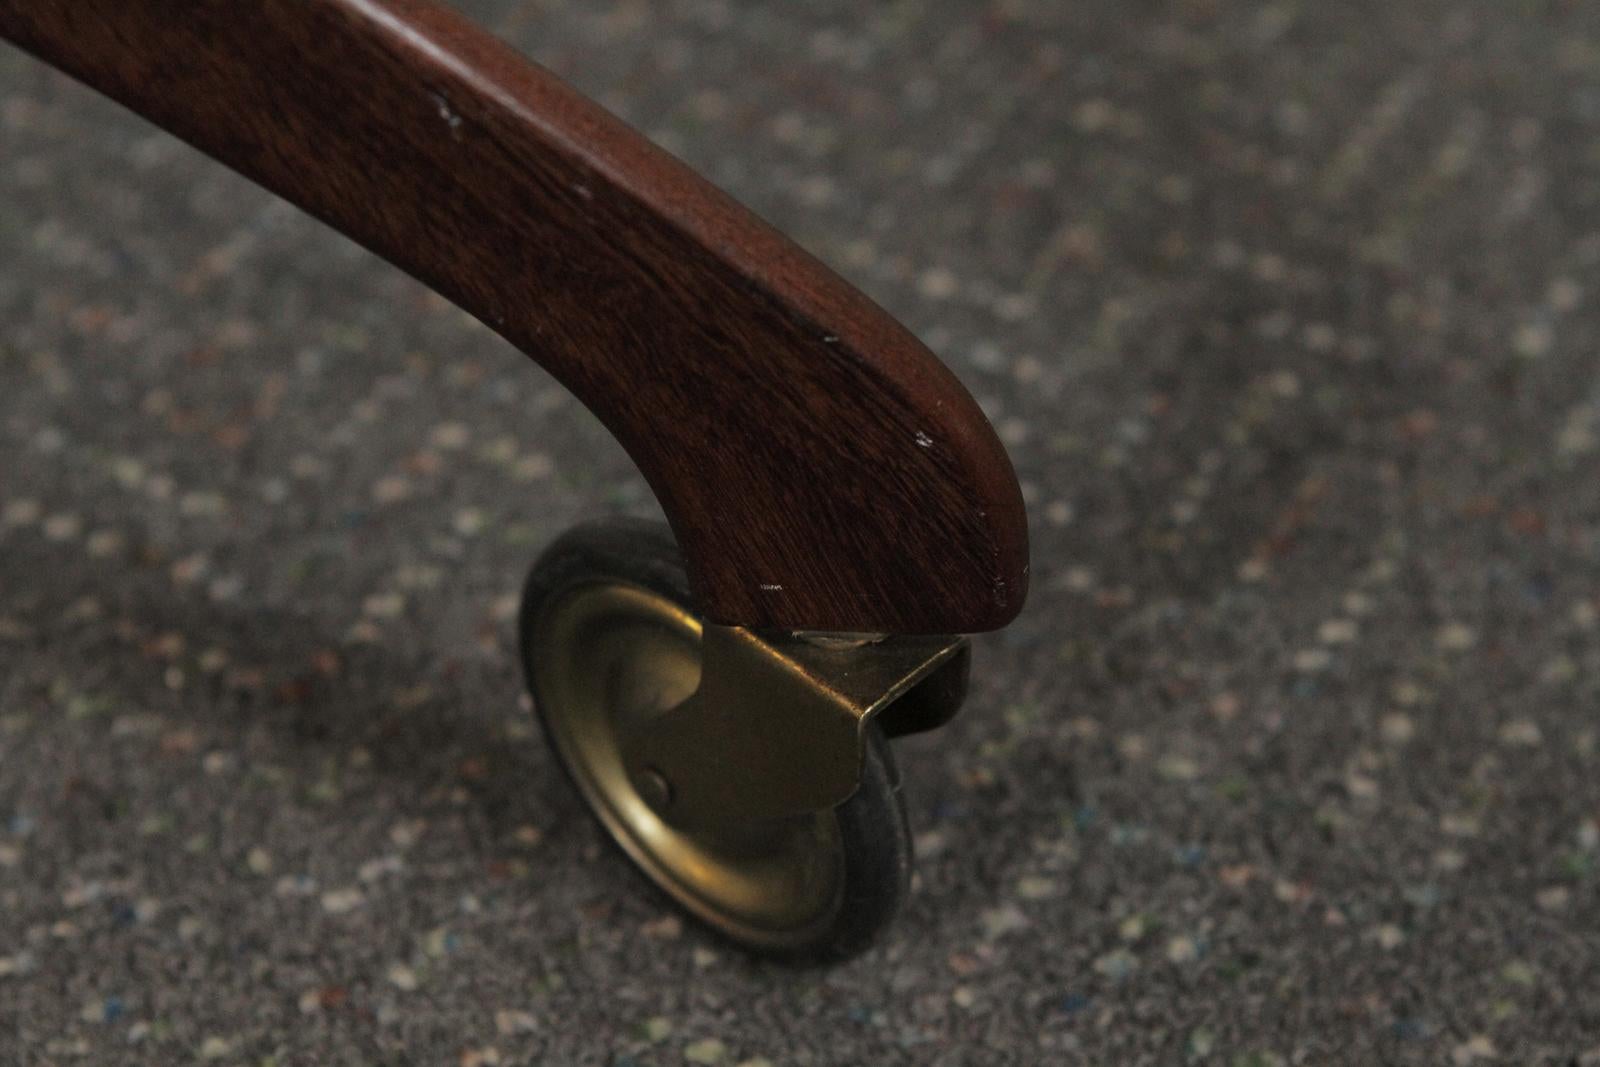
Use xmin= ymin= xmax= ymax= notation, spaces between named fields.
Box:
xmin=4 ymin=1 xmax=1600 ymax=1063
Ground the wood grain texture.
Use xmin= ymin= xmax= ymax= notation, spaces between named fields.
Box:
xmin=0 ymin=0 xmax=1029 ymax=634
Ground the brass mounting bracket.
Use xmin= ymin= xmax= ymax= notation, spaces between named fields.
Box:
xmin=620 ymin=626 xmax=969 ymax=827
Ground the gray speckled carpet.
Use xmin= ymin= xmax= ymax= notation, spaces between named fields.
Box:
xmin=5 ymin=1 xmax=1600 ymax=1063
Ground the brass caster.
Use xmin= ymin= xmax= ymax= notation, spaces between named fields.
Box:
xmin=518 ymin=519 xmax=968 ymax=959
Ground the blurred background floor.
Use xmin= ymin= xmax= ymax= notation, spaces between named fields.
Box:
xmin=5 ymin=0 xmax=1600 ymax=1063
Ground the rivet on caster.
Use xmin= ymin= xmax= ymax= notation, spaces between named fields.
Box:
xmin=4 ymin=0 xmax=1030 ymax=958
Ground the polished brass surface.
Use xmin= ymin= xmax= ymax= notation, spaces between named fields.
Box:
xmin=529 ymin=582 xmax=851 ymax=947
xmin=621 ymin=623 xmax=968 ymax=827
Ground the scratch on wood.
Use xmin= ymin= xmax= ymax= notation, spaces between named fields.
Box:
xmin=432 ymin=91 xmax=462 ymax=135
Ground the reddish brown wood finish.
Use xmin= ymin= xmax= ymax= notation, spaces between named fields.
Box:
xmin=0 ymin=0 xmax=1028 ymax=634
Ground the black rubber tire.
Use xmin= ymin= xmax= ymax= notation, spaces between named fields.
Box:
xmin=518 ymin=518 xmax=911 ymax=961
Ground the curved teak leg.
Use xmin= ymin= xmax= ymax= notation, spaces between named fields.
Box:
xmin=0 ymin=0 xmax=1028 ymax=634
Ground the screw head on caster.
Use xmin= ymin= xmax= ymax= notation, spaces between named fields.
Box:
xmin=633 ymin=766 xmax=674 ymax=813
xmin=517 ymin=519 xmax=917 ymax=960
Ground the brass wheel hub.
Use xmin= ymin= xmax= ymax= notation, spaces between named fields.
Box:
xmin=530 ymin=583 xmax=849 ymax=943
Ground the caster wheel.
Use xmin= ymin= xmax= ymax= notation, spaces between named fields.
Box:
xmin=518 ymin=519 xmax=911 ymax=960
